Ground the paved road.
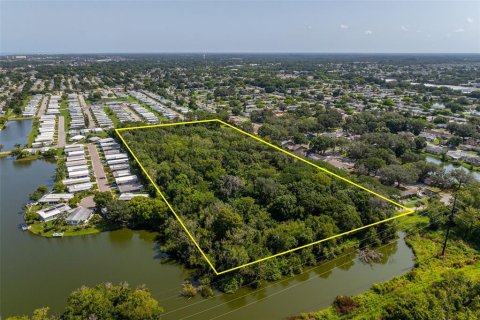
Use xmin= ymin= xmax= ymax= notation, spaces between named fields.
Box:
xmin=123 ymin=104 xmax=142 ymax=122
xmin=57 ymin=116 xmax=66 ymax=148
xmin=79 ymin=95 xmax=95 ymax=129
xmin=79 ymin=195 xmax=95 ymax=209
xmin=87 ymin=143 xmax=111 ymax=192
xmin=36 ymin=95 xmax=49 ymax=116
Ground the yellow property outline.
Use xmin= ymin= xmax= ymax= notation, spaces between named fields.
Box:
xmin=115 ymin=119 xmax=414 ymax=275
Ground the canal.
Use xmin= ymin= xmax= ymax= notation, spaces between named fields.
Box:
xmin=1 ymin=155 xmax=416 ymax=319
xmin=0 ymin=120 xmax=33 ymax=151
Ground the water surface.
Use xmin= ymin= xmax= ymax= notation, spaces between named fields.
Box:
xmin=426 ymin=156 xmax=480 ymax=181
xmin=0 ymin=157 xmax=415 ymax=319
xmin=0 ymin=120 xmax=33 ymax=151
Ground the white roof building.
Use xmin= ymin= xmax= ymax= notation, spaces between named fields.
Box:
xmin=37 ymin=203 xmax=71 ymax=222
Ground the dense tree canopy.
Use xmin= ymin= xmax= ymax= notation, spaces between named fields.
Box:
xmin=7 ymin=283 xmax=163 ymax=320
xmin=120 ymin=122 xmax=399 ymax=291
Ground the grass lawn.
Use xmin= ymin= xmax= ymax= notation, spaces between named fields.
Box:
xmin=15 ymin=154 xmax=43 ymax=162
xmin=60 ymin=98 xmax=70 ymax=132
xmin=298 ymin=213 xmax=480 ymax=319
xmin=28 ymin=217 xmax=116 ymax=238
xmin=26 ymin=117 xmax=40 ymax=147
xmin=104 ymin=107 xmax=120 ymax=127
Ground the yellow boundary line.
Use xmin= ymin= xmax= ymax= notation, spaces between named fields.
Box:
xmin=115 ymin=119 xmax=414 ymax=275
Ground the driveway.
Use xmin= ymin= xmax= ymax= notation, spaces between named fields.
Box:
xmin=87 ymin=143 xmax=111 ymax=192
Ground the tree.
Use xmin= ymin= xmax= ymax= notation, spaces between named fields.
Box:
xmin=359 ymin=157 xmax=385 ymax=176
xmin=270 ymin=194 xmax=299 ymax=221
xmin=128 ymin=197 xmax=168 ymax=227
xmin=317 ymin=108 xmax=343 ymax=130
xmin=447 ymin=136 xmax=462 ymax=149
xmin=347 ymin=142 xmax=374 ymax=160
xmin=413 ymin=137 xmax=427 ymax=151
xmin=311 ymin=136 xmax=333 ymax=155
xmin=211 ymin=205 xmax=243 ymax=239
xmin=106 ymin=200 xmax=130 ymax=226
xmin=62 ymin=283 xmax=163 ymax=320
xmin=379 ymin=164 xmax=419 ymax=187
xmin=219 ymin=175 xmax=244 ymax=199
xmin=414 ymin=161 xmax=440 ymax=183
xmin=93 ymin=191 xmax=113 ymax=212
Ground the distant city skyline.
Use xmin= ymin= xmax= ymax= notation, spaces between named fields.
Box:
xmin=1 ymin=0 xmax=479 ymax=54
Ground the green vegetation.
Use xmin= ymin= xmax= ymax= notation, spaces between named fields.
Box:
xmin=28 ymin=185 xmax=48 ymax=201
xmin=60 ymin=96 xmax=70 ymax=132
xmin=3 ymin=82 xmax=32 ymax=115
xmin=7 ymin=283 xmax=163 ymax=320
xmin=26 ymin=118 xmax=40 ymax=147
xmin=118 ymin=122 xmax=401 ymax=292
xmin=297 ymin=182 xmax=480 ymax=320
xmin=28 ymin=216 xmax=107 ymax=237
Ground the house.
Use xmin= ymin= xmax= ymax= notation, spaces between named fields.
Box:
xmin=118 ymin=193 xmax=150 ymax=201
xmin=66 ymin=207 xmax=93 ymax=225
xmin=68 ymin=169 xmax=90 ymax=179
xmin=422 ymin=187 xmax=440 ymax=196
xmin=62 ymin=177 xmax=91 ymax=185
xmin=37 ymin=203 xmax=71 ymax=222
xmin=285 ymin=143 xmax=309 ymax=157
xmin=115 ymin=175 xmax=138 ymax=185
xmin=400 ymin=186 xmax=420 ymax=198
xmin=67 ymin=182 xmax=93 ymax=193
xmin=38 ymin=193 xmax=74 ymax=204
xmin=426 ymin=143 xmax=446 ymax=155
xmin=70 ymin=135 xmax=86 ymax=142
xmin=118 ymin=183 xmax=143 ymax=193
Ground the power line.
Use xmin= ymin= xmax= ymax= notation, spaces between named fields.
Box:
xmin=205 ymin=213 xmax=475 ymax=320
xmin=157 ymin=210 xmax=417 ymax=303
xmin=163 ymin=212 xmax=445 ymax=319
xmin=158 ymin=210 xmax=430 ymax=306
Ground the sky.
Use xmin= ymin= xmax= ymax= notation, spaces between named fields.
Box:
xmin=1 ymin=0 xmax=479 ymax=54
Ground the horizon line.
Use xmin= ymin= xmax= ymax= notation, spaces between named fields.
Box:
xmin=2 ymin=52 xmax=480 ymax=56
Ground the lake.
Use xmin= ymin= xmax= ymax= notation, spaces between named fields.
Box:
xmin=0 ymin=120 xmax=33 ymax=151
xmin=0 ymin=156 xmax=416 ymax=319
xmin=0 ymin=122 xmax=416 ymax=319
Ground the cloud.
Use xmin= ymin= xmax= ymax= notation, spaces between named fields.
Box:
xmin=401 ymin=25 xmax=408 ymax=32
xmin=454 ymin=28 xmax=465 ymax=33
xmin=364 ymin=30 xmax=373 ymax=35
xmin=339 ymin=24 xmax=349 ymax=30
xmin=467 ymin=17 xmax=474 ymax=24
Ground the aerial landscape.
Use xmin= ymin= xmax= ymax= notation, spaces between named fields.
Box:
xmin=0 ymin=1 xmax=479 ymax=319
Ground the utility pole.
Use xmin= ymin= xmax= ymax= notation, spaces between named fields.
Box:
xmin=441 ymin=181 xmax=461 ymax=256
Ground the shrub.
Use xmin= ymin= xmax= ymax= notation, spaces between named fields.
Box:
xmin=333 ymin=295 xmax=360 ymax=315
xmin=199 ymin=285 xmax=214 ymax=298
xmin=180 ymin=281 xmax=197 ymax=298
